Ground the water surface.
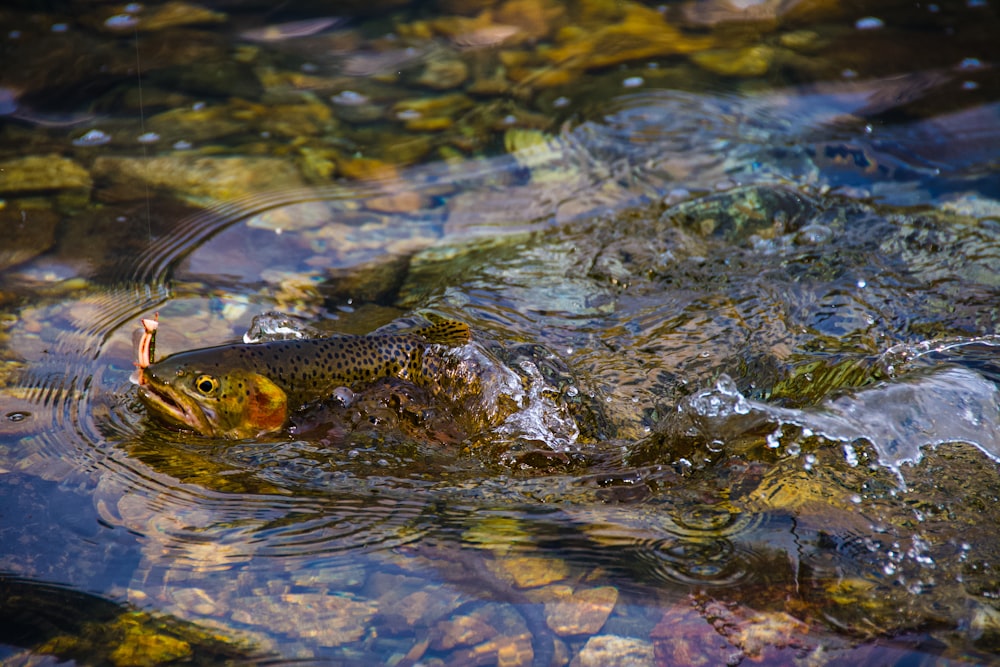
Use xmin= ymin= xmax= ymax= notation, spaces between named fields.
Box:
xmin=2 ymin=0 xmax=1000 ymax=664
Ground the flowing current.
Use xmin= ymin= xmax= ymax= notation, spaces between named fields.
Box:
xmin=2 ymin=18 xmax=1000 ymax=664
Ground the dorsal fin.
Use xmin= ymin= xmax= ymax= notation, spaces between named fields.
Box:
xmin=414 ymin=319 xmax=471 ymax=347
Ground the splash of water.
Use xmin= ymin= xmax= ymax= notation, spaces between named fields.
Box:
xmin=665 ymin=364 xmax=1000 ymax=479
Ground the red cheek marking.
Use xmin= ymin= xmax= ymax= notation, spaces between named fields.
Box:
xmin=246 ymin=374 xmax=288 ymax=433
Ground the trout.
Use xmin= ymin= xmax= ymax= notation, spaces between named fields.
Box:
xmin=136 ymin=320 xmax=471 ymax=439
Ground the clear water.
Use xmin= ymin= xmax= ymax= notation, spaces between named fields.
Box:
xmin=1 ymin=0 xmax=1000 ymax=664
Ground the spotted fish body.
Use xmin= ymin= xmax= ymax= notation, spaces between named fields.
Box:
xmin=137 ymin=320 xmax=471 ymax=439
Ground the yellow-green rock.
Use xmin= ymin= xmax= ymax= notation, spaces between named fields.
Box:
xmin=0 ymin=155 xmax=92 ymax=195
xmin=146 ymin=105 xmax=247 ymax=143
xmin=691 ymin=45 xmax=776 ymax=77
xmin=416 ymin=57 xmax=470 ymax=90
xmin=109 ymin=619 xmax=192 ymax=667
xmin=487 ymin=554 xmax=570 ymax=588
xmin=542 ymin=2 xmax=714 ymax=69
xmin=99 ymin=1 xmax=226 ymax=32
xmin=393 ymin=93 xmax=476 ymax=119
xmin=91 ymin=155 xmax=305 ymax=202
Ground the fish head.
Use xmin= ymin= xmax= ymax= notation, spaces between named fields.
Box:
xmin=137 ymin=351 xmax=288 ymax=439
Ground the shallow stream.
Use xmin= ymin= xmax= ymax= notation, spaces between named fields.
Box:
xmin=2 ymin=0 xmax=1000 ymax=664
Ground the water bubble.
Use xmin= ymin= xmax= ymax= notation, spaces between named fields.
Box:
xmin=966 ymin=0 xmax=987 ymax=7
xmin=124 ymin=2 xmax=144 ymax=12
xmin=622 ymin=76 xmax=645 ymax=88
xmin=564 ymin=385 xmax=578 ymax=398
xmin=856 ymin=279 xmax=867 ymax=288
xmin=105 ymin=14 xmax=139 ymax=29
xmin=841 ymin=69 xmax=858 ymax=78
xmin=72 ymin=129 xmax=111 ymax=146
xmin=331 ymin=90 xmax=368 ymax=106
xmin=664 ymin=188 xmax=690 ymax=206
xmin=172 ymin=139 xmax=192 ymax=150
xmin=552 ymin=96 xmax=570 ymax=108
xmin=136 ymin=132 xmax=159 ymax=144
xmin=501 ymin=114 xmax=517 ymax=125
xmin=396 ymin=109 xmax=421 ymax=120
xmin=332 ymin=387 xmax=355 ymax=407
xmin=962 ymin=81 xmax=980 ymax=90
xmin=795 ymin=224 xmax=832 ymax=245
xmin=843 ymin=443 xmax=859 ymax=466
xmin=300 ymin=62 xmax=318 ymax=73
xmin=192 ymin=101 xmax=206 ymax=111
xmin=854 ymin=16 xmax=884 ymax=30
xmin=928 ymin=3 xmax=939 ymax=10
xmin=958 ymin=57 xmax=983 ymax=70
xmin=51 ymin=23 xmax=69 ymax=33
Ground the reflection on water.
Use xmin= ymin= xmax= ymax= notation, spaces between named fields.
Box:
xmin=2 ymin=0 xmax=1000 ymax=664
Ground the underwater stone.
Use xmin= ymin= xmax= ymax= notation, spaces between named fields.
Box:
xmin=91 ymin=155 xmax=305 ymax=202
xmin=431 ymin=611 xmax=499 ymax=650
xmin=542 ymin=2 xmax=714 ymax=70
xmin=96 ymin=1 xmax=226 ymax=32
xmin=0 ymin=154 xmax=92 ymax=195
xmin=415 ymin=56 xmax=469 ymax=90
xmin=570 ymin=634 xmax=655 ymax=667
xmin=543 ymin=585 xmax=619 ymax=636
xmin=691 ymin=45 xmax=776 ymax=77
xmin=107 ymin=617 xmax=192 ymax=667
xmin=230 ymin=592 xmax=377 ymax=647
xmin=486 ymin=554 xmax=570 ymax=588
xmin=0 ymin=205 xmax=59 ymax=272
xmin=494 ymin=0 xmax=566 ymax=42
xmin=392 ymin=92 xmax=475 ymax=120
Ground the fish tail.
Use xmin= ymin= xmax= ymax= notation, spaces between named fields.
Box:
xmin=415 ymin=319 xmax=471 ymax=347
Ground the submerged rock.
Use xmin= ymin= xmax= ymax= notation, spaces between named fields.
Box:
xmin=691 ymin=45 xmax=777 ymax=77
xmin=486 ymin=554 xmax=571 ymax=588
xmin=91 ymin=155 xmax=305 ymax=202
xmin=415 ymin=55 xmax=470 ymax=90
xmin=431 ymin=610 xmax=498 ymax=650
xmin=0 ymin=205 xmax=59 ymax=272
xmin=664 ymin=184 xmax=819 ymax=242
xmin=542 ymin=585 xmax=619 ymax=636
xmin=570 ymin=634 xmax=655 ymax=667
xmin=229 ymin=592 xmax=377 ymax=647
xmin=542 ymin=2 xmax=714 ymax=70
xmin=90 ymin=1 xmax=226 ymax=33
xmin=0 ymin=154 xmax=91 ymax=196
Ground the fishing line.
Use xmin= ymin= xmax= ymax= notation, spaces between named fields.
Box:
xmin=134 ymin=24 xmax=152 ymax=243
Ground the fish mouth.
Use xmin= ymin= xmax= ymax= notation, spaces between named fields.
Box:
xmin=137 ymin=381 xmax=215 ymax=436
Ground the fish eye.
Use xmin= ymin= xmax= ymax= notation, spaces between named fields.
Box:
xmin=195 ymin=375 xmax=219 ymax=395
